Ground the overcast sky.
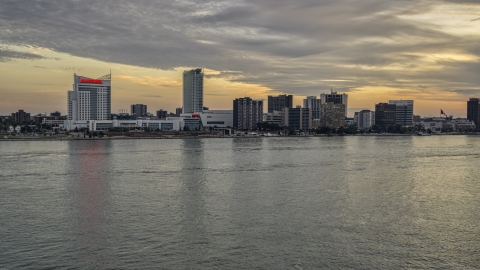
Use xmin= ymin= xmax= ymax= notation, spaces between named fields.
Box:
xmin=1 ymin=0 xmax=479 ymax=117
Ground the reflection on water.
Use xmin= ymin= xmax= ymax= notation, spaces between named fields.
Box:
xmin=1 ymin=136 xmax=480 ymax=269
xmin=67 ymin=140 xmax=112 ymax=268
xmin=179 ymin=139 xmax=209 ymax=267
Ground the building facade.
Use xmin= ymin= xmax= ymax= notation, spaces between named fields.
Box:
xmin=183 ymin=68 xmax=204 ymax=114
xmin=389 ymin=100 xmax=414 ymax=127
xmin=131 ymin=104 xmax=147 ymax=117
xmin=268 ymin=94 xmax=293 ymax=113
xmin=233 ymin=97 xmax=263 ymax=130
xmin=156 ymin=109 xmax=167 ymax=119
xmin=11 ymin=110 xmax=31 ymax=123
xmin=68 ymin=74 xmax=111 ymax=122
xmin=375 ymin=103 xmax=396 ymax=129
xmin=303 ymin=96 xmax=321 ymax=120
xmin=263 ymin=111 xmax=283 ymax=126
xmin=319 ymin=103 xmax=345 ymax=129
xmin=320 ymin=90 xmax=348 ymax=118
xmin=467 ymin=98 xmax=480 ymax=130
xmin=283 ymin=107 xmax=312 ymax=130
xmin=356 ymin=110 xmax=375 ymax=130
xmin=199 ymin=110 xmax=233 ymax=128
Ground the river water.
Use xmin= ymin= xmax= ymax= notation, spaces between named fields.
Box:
xmin=1 ymin=136 xmax=480 ymax=269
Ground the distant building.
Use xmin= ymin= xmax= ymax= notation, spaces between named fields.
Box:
xmin=283 ymin=107 xmax=312 ymax=130
xmin=11 ymin=110 xmax=31 ymax=123
xmin=183 ymin=68 xmax=204 ymax=114
xmin=467 ymin=98 xmax=480 ymax=130
xmin=320 ymin=89 xmax=348 ymax=118
xmin=198 ymin=110 xmax=233 ymax=128
xmin=131 ymin=104 xmax=147 ymax=117
xmin=233 ymin=97 xmax=263 ymax=130
xmin=356 ymin=110 xmax=375 ymax=130
xmin=389 ymin=100 xmax=414 ymax=127
xmin=319 ymin=102 xmax=345 ymax=129
xmin=156 ymin=109 xmax=167 ymax=120
xmin=50 ymin=111 xmax=61 ymax=117
xmin=375 ymin=103 xmax=396 ymax=129
xmin=33 ymin=114 xmax=56 ymax=124
xmin=264 ymin=111 xmax=283 ymax=126
xmin=303 ymin=96 xmax=321 ymax=120
xmin=175 ymin=107 xmax=183 ymax=117
xmin=413 ymin=115 xmax=421 ymax=123
xmin=67 ymin=73 xmax=111 ymax=122
xmin=268 ymin=94 xmax=293 ymax=113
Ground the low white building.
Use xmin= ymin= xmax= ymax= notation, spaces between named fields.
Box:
xmin=198 ymin=110 xmax=233 ymax=128
xmin=88 ymin=119 xmax=183 ymax=131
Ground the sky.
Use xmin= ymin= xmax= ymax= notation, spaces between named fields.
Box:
xmin=1 ymin=0 xmax=479 ymax=118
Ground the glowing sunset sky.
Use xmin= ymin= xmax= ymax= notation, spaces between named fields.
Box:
xmin=1 ymin=0 xmax=479 ymax=117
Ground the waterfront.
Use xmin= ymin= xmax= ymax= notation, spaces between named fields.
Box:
xmin=1 ymin=136 xmax=480 ymax=269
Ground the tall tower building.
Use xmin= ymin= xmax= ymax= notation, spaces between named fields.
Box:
xmin=467 ymin=98 xmax=480 ymax=130
xmin=68 ymin=74 xmax=111 ymax=121
xmin=303 ymin=96 xmax=321 ymax=120
xmin=320 ymin=89 xmax=348 ymax=118
xmin=268 ymin=94 xmax=293 ymax=113
xmin=183 ymin=68 xmax=204 ymax=114
xmin=233 ymin=97 xmax=263 ymax=130
xmin=131 ymin=104 xmax=147 ymax=116
xmin=389 ymin=100 xmax=414 ymax=127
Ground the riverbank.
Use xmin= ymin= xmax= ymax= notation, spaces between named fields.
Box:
xmin=1 ymin=132 xmax=478 ymax=141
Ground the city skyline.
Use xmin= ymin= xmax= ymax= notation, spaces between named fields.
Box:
xmin=1 ymin=1 xmax=480 ymax=117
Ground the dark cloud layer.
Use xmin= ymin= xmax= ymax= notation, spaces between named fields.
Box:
xmin=0 ymin=0 xmax=479 ymax=98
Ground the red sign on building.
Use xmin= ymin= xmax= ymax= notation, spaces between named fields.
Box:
xmin=79 ymin=78 xmax=103 ymax=84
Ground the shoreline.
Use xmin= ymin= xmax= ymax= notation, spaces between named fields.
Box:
xmin=1 ymin=133 xmax=479 ymax=141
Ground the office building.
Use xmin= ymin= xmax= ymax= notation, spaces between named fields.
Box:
xmin=320 ymin=89 xmax=348 ymax=118
xmin=268 ymin=94 xmax=293 ymax=113
xmin=356 ymin=110 xmax=375 ymax=130
xmin=67 ymin=74 xmax=111 ymax=122
xmin=233 ymin=97 xmax=263 ymax=130
xmin=175 ymin=107 xmax=183 ymax=116
xmin=264 ymin=111 xmax=283 ymax=126
xmin=183 ymin=68 xmax=204 ymax=114
xmin=467 ymin=98 xmax=480 ymax=130
xmin=283 ymin=107 xmax=312 ymax=130
xmin=389 ymin=100 xmax=414 ymax=127
xmin=375 ymin=103 xmax=396 ymax=129
xmin=303 ymin=96 xmax=321 ymax=120
xmin=156 ymin=109 xmax=167 ymax=120
xmin=11 ymin=110 xmax=31 ymax=123
xmin=131 ymin=104 xmax=147 ymax=117
xmin=319 ymin=103 xmax=345 ymax=129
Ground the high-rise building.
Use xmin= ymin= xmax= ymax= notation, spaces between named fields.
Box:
xmin=183 ymin=68 xmax=204 ymax=114
xmin=11 ymin=110 xmax=31 ymax=123
xmin=268 ymin=94 xmax=293 ymax=113
xmin=131 ymin=104 xmax=147 ymax=117
xmin=389 ymin=100 xmax=414 ymax=127
xmin=467 ymin=98 xmax=480 ymax=130
xmin=283 ymin=107 xmax=312 ymax=130
xmin=68 ymin=74 xmax=111 ymax=121
xmin=233 ymin=97 xmax=263 ymax=130
xmin=303 ymin=96 xmax=321 ymax=120
xmin=320 ymin=89 xmax=348 ymax=118
xmin=319 ymin=102 xmax=345 ymax=129
xmin=375 ymin=103 xmax=396 ymax=129
xmin=356 ymin=110 xmax=375 ymax=130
